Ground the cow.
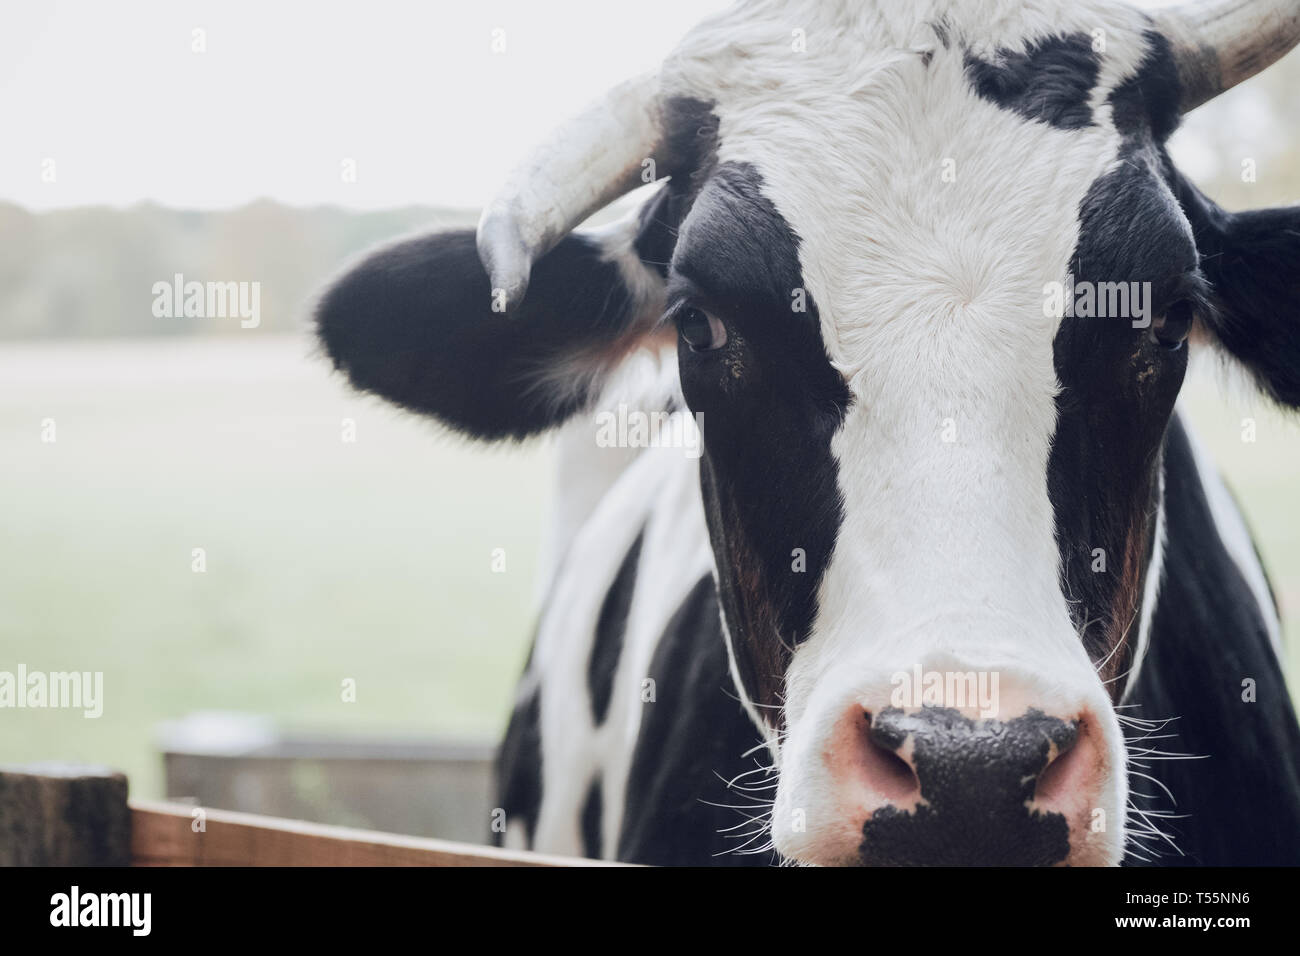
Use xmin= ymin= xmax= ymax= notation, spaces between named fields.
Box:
xmin=316 ymin=0 xmax=1300 ymax=865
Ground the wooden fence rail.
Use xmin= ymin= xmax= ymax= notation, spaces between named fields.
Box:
xmin=0 ymin=764 xmax=613 ymax=867
xmin=130 ymin=800 xmax=607 ymax=866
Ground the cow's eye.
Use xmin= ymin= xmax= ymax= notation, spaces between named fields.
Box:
xmin=675 ymin=306 xmax=727 ymax=352
xmin=1150 ymin=300 xmax=1194 ymax=350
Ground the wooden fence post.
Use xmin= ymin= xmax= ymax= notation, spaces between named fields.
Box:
xmin=0 ymin=763 xmax=131 ymax=866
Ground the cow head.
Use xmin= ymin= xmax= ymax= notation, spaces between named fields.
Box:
xmin=316 ymin=0 xmax=1300 ymax=865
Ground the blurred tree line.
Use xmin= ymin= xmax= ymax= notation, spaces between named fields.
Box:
xmin=0 ymin=202 xmax=475 ymax=340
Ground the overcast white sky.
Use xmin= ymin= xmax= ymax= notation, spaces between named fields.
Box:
xmin=0 ymin=0 xmax=729 ymax=210
xmin=0 ymin=0 xmax=1268 ymax=211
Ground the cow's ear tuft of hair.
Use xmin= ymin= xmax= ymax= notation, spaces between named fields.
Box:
xmin=1172 ymin=169 xmax=1300 ymax=408
xmin=314 ymin=226 xmax=662 ymax=442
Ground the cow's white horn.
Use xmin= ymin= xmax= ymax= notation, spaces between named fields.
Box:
xmin=1156 ymin=0 xmax=1300 ymax=112
xmin=476 ymin=72 xmax=669 ymax=311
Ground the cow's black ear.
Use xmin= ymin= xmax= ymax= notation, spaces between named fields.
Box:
xmin=315 ymin=224 xmax=667 ymax=441
xmin=1171 ymin=169 xmax=1300 ymax=407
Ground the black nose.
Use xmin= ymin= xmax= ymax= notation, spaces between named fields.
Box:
xmin=858 ymin=706 xmax=1078 ymax=866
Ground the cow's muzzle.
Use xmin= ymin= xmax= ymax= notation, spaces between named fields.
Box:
xmin=850 ymin=706 xmax=1099 ymax=865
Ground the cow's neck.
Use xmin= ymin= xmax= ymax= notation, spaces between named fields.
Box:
xmin=1122 ymin=413 xmax=1300 ymax=864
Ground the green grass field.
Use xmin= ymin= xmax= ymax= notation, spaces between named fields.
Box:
xmin=0 ymin=335 xmax=552 ymax=796
xmin=1 ymin=335 xmax=1297 ymax=799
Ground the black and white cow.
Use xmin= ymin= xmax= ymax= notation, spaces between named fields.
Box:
xmin=317 ymin=0 xmax=1300 ymax=865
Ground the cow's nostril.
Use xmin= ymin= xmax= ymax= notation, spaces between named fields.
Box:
xmin=1033 ymin=718 xmax=1087 ymax=806
xmin=860 ymin=711 xmax=920 ymax=800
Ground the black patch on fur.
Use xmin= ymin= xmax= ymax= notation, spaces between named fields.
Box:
xmin=859 ymin=707 xmax=1073 ymax=865
xmin=1123 ymin=417 xmax=1300 ymax=865
xmin=1049 ymin=20 xmax=1291 ymax=689
xmin=580 ymin=777 xmax=603 ymax=859
xmin=1108 ymin=30 xmax=1183 ymax=142
xmin=493 ymin=683 xmax=542 ymax=847
xmin=964 ymin=33 xmax=1100 ymax=130
xmin=670 ymin=161 xmax=851 ymax=718
xmin=1044 ymin=24 xmax=1223 ymax=692
xmin=1049 ymin=137 xmax=1200 ymax=693
xmin=588 ymin=530 xmax=643 ymax=725
xmin=617 ymin=576 xmax=775 ymax=866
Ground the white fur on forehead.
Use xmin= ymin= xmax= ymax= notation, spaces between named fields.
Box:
xmin=666 ymin=0 xmax=1155 ymax=69
xmin=661 ymin=0 xmax=1159 ymax=377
